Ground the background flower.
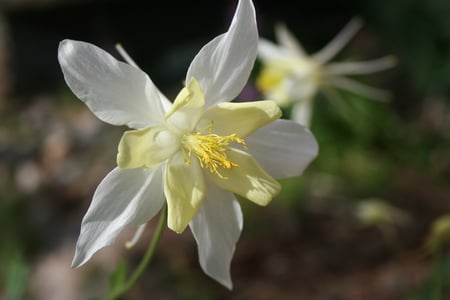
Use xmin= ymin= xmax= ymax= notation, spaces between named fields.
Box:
xmin=257 ymin=18 xmax=396 ymax=126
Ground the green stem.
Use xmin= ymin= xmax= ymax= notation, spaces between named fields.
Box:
xmin=433 ymin=246 xmax=443 ymax=300
xmin=107 ymin=205 xmax=167 ymax=300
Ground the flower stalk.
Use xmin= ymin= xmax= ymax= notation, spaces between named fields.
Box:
xmin=106 ymin=205 xmax=167 ymax=300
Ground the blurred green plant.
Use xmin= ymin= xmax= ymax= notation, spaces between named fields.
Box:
xmin=408 ymin=254 xmax=450 ymax=300
xmin=427 ymin=215 xmax=450 ymax=255
xmin=366 ymin=0 xmax=450 ymax=94
xmin=0 ymin=194 xmax=35 ymax=300
xmin=4 ymin=252 xmax=28 ymax=300
xmin=104 ymin=206 xmax=167 ymax=300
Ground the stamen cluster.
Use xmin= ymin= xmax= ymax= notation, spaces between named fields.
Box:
xmin=182 ymin=127 xmax=247 ymax=179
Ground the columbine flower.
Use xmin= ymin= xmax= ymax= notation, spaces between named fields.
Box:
xmin=257 ymin=18 xmax=396 ymax=126
xmin=58 ymin=0 xmax=318 ymax=289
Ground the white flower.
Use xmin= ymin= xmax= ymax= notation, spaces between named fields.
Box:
xmin=257 ymin=18 xmax=396 ymax=126
xmin=58 ymin=0 xmax=318 ymax=289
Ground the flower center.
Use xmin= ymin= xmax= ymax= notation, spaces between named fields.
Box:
xmin=181 ymin=124 xmax=246 ymax=179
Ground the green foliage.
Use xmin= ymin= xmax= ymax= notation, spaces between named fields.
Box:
xmin=105 ymin=260 xmax=128 ymax=300
xmin=408 ymin=254 xmax=450 ymax=300
xmin=5 ymin=253 xmax=28 ymax=300
xmin=366 ymin=0 xmax=450 ymax=93
xmin=308 ymin=93 xmax=397 ymax=195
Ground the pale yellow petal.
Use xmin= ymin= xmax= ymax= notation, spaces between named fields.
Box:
xmin=165 ymin=152 xmax=206 ymax=233
xmin=207 ymin=148 xmax=280 ymax=206
xmin=166 ymin=77 xmax=205 ymax=132
xmin=117 ymin=127 xmax=179 ymax=169
xmin=199 ymin=100 xmax=281 ymax=138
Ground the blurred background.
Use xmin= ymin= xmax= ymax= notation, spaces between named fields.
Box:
xmin=1 ymin=0 xmax=450 ymax=299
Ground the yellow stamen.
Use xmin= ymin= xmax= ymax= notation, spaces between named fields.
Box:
xmin=181 ymin=125 xmax=246 ymax=179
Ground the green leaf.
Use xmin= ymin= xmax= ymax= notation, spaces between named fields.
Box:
xmin=6 ymin=253 xmax=29 ymax=300
xmin=105 ymin=260 xmax=128 ymax=299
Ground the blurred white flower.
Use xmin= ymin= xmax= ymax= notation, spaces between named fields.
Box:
xmin=355 ymin=198 xmax=410 ymax=234
xmin=58 ymin=0 xmax=318 ymax=289
xmin=257 ymin=18 xmax=396 ymax=126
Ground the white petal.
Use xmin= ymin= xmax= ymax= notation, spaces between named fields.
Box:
xmin=274 ymin=23 xmax=308 ymax=57
xmin=58 ymin=40 xmax=168 ymax=129
xmin=246 ymin=119 xmax=318 ymax=178
xmin=189 ymin=181 xmax=243 ymax=289
xmin=186 ymin=0 xmax=257 ymax=106
xmin=287 ymin=71 xmax=319 ymax=100
xmin=258 ymin=39 xmax=291 ymax=62
xmin=72 ymin=166 xmax=165 ymax=267
xmin=328 ymin=76 xmax=391 ymax=101
xmin=312 ymin=17 xmax=363 ymax=64
xmin=325 ymin=56 xmax=397 ymax=75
